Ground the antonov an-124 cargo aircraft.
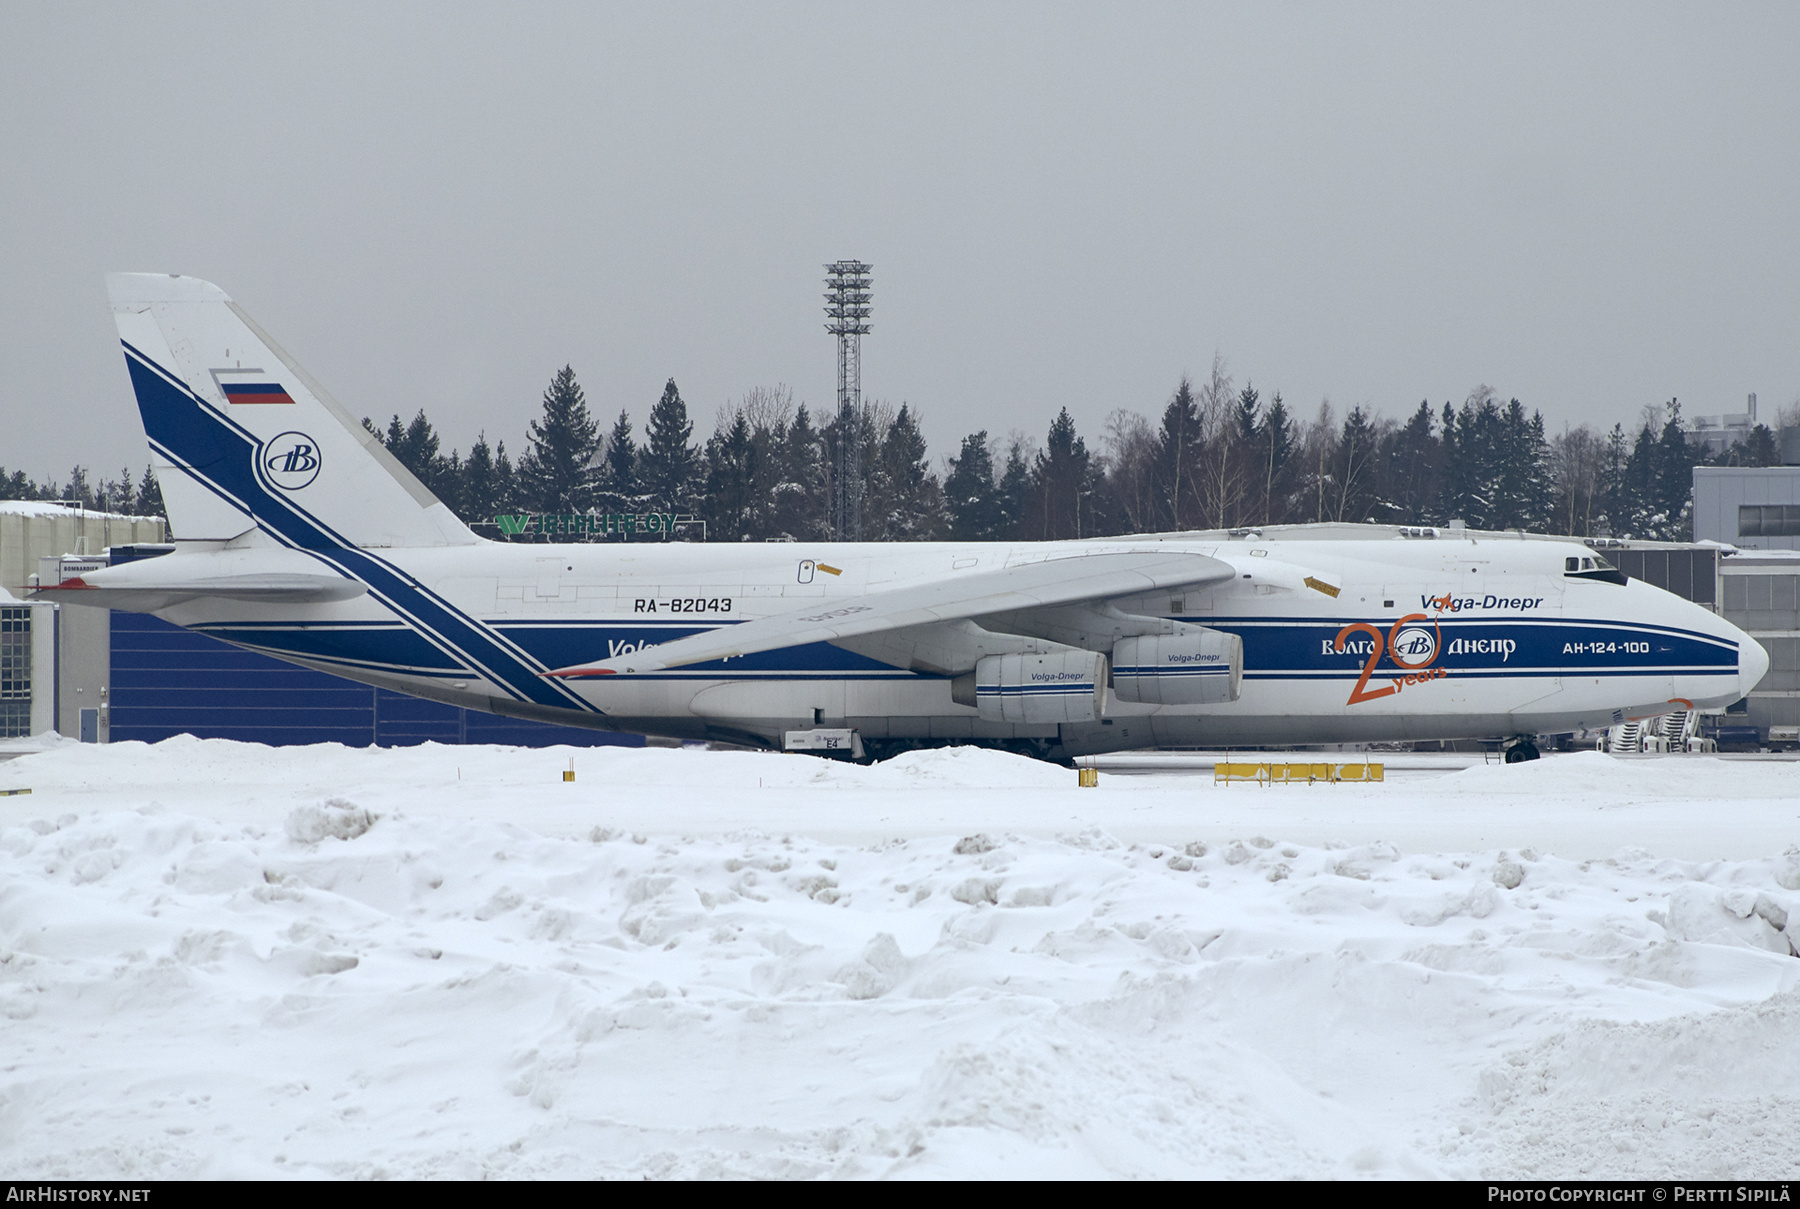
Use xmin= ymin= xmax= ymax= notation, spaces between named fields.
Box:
xmin=35 ymin=273 xmax=1769 ymax=762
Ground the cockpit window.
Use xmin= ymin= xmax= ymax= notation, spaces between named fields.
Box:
xmin=1566 ymin=550 xmax=1627 ymax=585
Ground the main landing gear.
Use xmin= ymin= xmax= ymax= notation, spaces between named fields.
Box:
xmin=1503 ymin=739 xmax=1541 ymax=764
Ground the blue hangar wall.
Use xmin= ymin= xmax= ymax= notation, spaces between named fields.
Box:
xmin=110 ymin=612 xmax=643 ymax=749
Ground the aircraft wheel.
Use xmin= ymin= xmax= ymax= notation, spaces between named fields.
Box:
xmin=1503 ymin=741 xmax=1541 ymax=764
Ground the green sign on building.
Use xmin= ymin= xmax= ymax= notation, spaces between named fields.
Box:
xmin=492 ymin=512 xmax=698 ymax=539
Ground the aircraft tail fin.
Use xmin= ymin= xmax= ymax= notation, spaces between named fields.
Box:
xmin=106 ymin=273 xmax=477 ymax=549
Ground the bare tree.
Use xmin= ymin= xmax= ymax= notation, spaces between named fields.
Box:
xmin=1102 ymin=409 xmax=1159 ymax=534
xmin=1549 ymin=424 xmax=1605 ymax=536
xmin=1779 ymin=394 xmax=1800 ymax=441
xmin=735 ymin=383 xmax=794 ymax=436
xmin=1193 ymin=354 xmax=1239 ymax=527
xmin=1295 ymin=400 xmax=1336 ymax=523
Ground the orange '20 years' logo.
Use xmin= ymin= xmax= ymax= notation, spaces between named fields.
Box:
xmin=1333 ymin=611 xmax=1449 ymax=706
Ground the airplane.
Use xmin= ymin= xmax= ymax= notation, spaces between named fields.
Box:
xmin=35 ymin=272 xmax=1770 ymax=764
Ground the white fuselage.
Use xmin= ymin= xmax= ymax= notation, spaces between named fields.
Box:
xmin=141 ymin=530 xmax=1765 ymax=758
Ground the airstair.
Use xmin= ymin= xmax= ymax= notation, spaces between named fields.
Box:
xmin=1603 ymin=720 xmax=1644 ymax=753
xmin=1603 ymin=709 xmax=1714 ymax=754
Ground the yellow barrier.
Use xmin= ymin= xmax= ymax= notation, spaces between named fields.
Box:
xmin=1214 ymin=762 xmax=1384 ymax=786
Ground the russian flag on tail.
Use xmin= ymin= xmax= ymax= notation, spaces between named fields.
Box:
xmin=221 ymin=381 xmax=296 ymax=405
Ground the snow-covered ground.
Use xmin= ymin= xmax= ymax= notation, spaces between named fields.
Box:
xmin=2 ymin=737 xmax=1797 ymax=1179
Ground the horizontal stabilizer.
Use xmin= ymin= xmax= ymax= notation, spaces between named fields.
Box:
xmin=35 ymin=573 xmax=368 ymax=611
xmin=33 ymin=557 xmax=367 ymax=611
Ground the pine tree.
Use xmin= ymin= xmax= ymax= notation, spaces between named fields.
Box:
xmin=945 ymin=431 xmax=1003 ymax=540
xmin=1156 ymin=377 xmax=1201 ymax=529
xmin=1235 ymin=383 xmax=1261 ymax=446
xmin=519 ymin=366 xmax=601 ymax=514
xmin=1328 ymin=406 xmax=1380 ymax=523
xmin=1433 ymin=402 xmax=1455 ymax=522
xmin=383 ymin=410 xmax=453 ymax=500
xmin=1441 ymin=389 xmax=1503 ymax=528
xmin=1490 ymin=398 xmax=1552 ymax=532
xmin=1654 ymin=399 xmax=1699 ymax=539
xmin=865 ymin=405 xmax=944 ymax=540
xmin=380 ymin=413 xmax=414 ymax=475
xmin=1386 ymin=401 xmax=1440 ymax=523
xmin=639 ymin=378 xmax=698 ymax=519
xmin=1594 ymin=423 xmax=1629 ymax=536
xmin=996 ymin=439 xmax=1032 ymax=540
xmin=0 ymin=469 xmax=40 ymax=500
xmin=493 ymin=441 xmax=517 ymax=518
xmin=1254 ymin=392 xmax=1293 ymax=524
xmin=702 ymin=409 xmax=759 ymax=541
xmin=1519 ymin=409 xmax=1556 ymax=532
xmin=136 ymin=465 xmax=164 ymax=519
xmin=95 ymin=467 xmax=135 ymax=515
xmin=1741 ymin=425 xmax=1780 ymax=467
xmin=1621 ymin=419 xmax=1661 ymax=538
xmin=773 ymin=404 xmax=829 ymax=541
xmin=406 ymin=411 xmax=443 ymax=489
xmin=1029 ymin=408 xmax=1093 ymax=539
xmin=461 ymin=434 xmax=503 ymax=527
xmin=1219 ymin=382 xmax=1263 ymax=526
xmin=601 ymin=409 xmax=638 ymax=510
xmin=437 ymin=449 xmax=465 ymax=519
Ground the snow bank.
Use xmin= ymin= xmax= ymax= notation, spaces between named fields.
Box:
xmin=10 ymin=739 xmax=1794 ymax=860
xmin=1437 ymin=749 xmax=1800 ymax=802
xmin=2 ymin=739 xmax=1798 ymax=1178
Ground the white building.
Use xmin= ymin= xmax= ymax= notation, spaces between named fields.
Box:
xmin=0 ymin=501 xmax=167 ymax=739
xmin=1685 ymin=394 xmax=1761 ymax=457
xmin=1693 ymin=466 xmax=1800 ymax=553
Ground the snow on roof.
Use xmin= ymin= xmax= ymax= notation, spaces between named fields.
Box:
xmin=0 ymin=499 xmax=161 ymax=522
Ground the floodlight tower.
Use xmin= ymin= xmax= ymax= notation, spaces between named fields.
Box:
xmin=824 ymin=260 xmax=871 ymax=540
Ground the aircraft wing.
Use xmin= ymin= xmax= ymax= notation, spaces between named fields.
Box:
xmin=546 ymin=549 xmax=1235 ymax=677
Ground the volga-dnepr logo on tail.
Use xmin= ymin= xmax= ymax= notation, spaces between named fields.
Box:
xmin=263 ymin=431 xmax=321 ymax=490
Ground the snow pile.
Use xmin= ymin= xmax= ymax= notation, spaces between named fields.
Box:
xmin=1437 ymin=748 xmax=1800 ymax=803
xmin=1 ymin=742 xmax=1798 ymax=1178
xmin=283 ymin=798 xmax=377 ymax=844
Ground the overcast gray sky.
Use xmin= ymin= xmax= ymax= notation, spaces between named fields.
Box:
xmin=3 ymin=2 xmax=1796 ymax=483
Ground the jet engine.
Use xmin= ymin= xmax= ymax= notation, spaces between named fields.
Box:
xmin=973 ymin=650 xmax=1108 ymax=724
xmin=1111 ymin=629 xmax=1242 ymax=705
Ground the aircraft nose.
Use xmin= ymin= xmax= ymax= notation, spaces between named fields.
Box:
xmin=1739 ymin=633 xmax=1770 ymax=699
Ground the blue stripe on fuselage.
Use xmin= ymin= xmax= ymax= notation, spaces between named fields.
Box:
xmin=499 ymin=615 xmax=1735 ymax=681
xmin=193 ymin=623 xmax=462 ymax=672
xmin=1194 ymin=615 xmax=1735 ymax=679
xmin=491 ymin=622 xmax=902 ymax=674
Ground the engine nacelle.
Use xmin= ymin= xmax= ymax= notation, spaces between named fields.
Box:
xmin=974 ymin=651 xmax=1108 ymax=724
xmin=1111 ymin=629 xmax=1242 ymax=705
